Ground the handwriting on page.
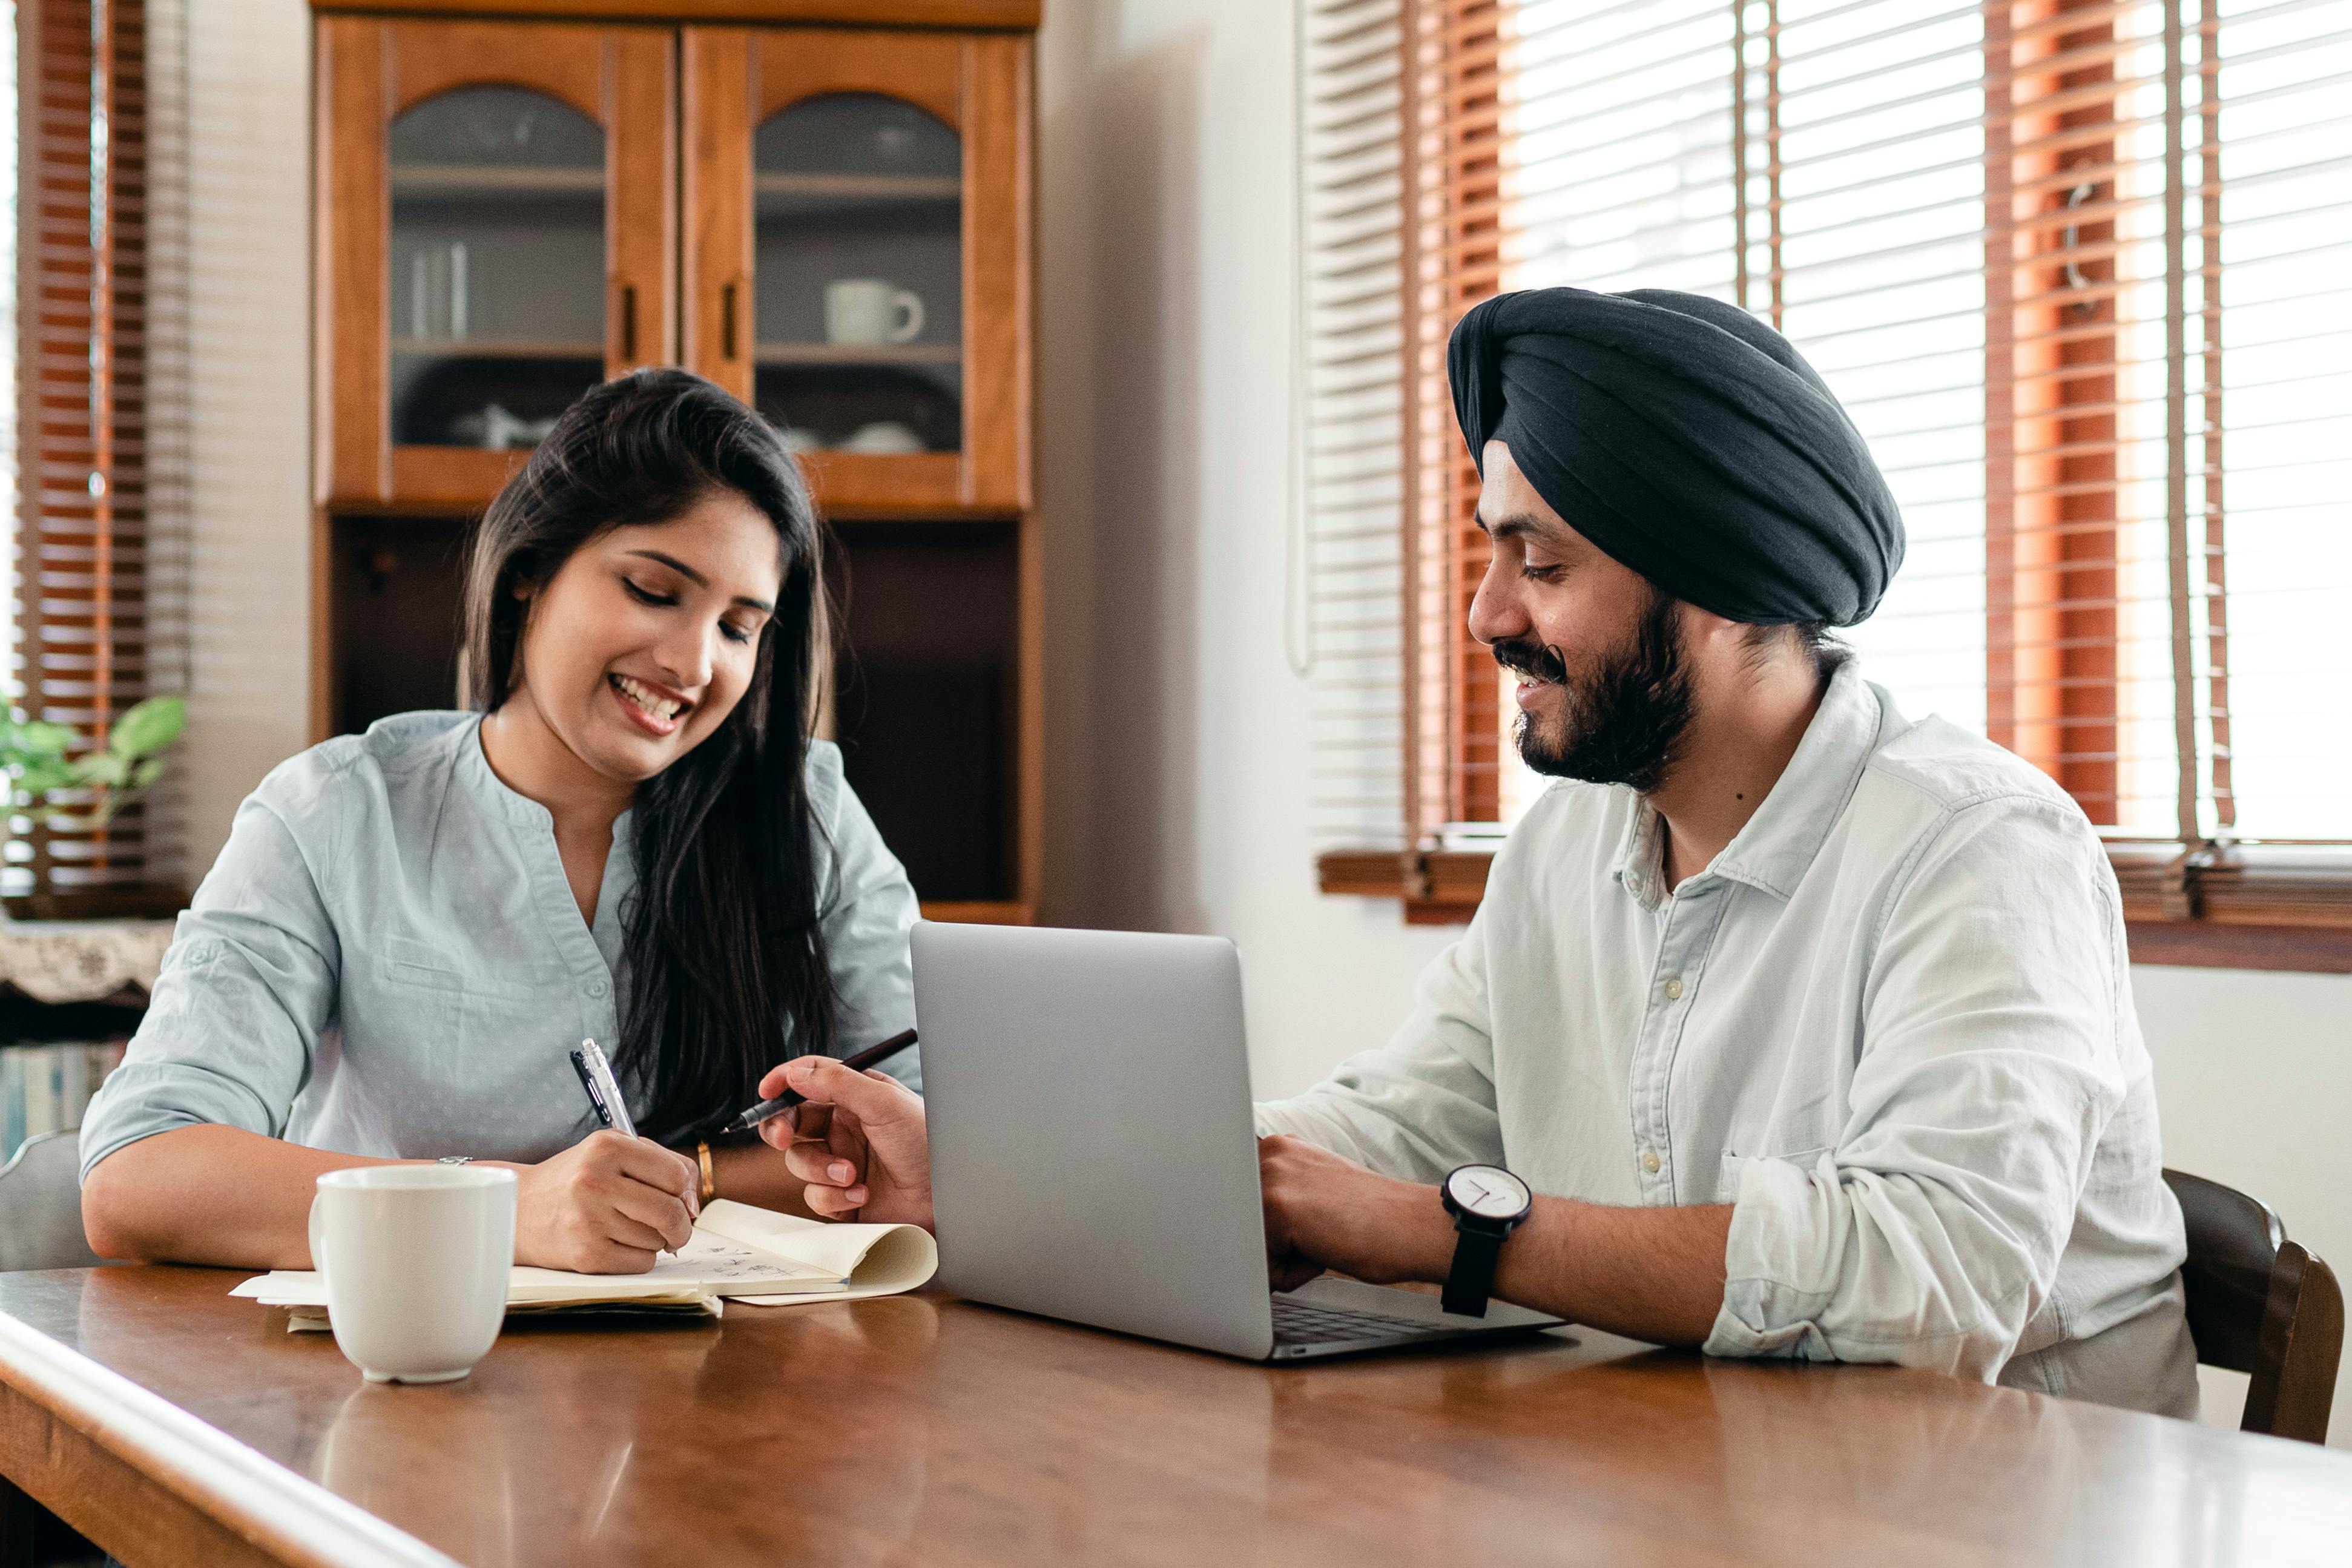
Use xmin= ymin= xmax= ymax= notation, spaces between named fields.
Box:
xmin=656 ymin=1231 xmax=833 ymax=1285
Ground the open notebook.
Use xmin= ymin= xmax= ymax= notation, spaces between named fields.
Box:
xmin=231 ymin=1199 xmax=937 ymax=1325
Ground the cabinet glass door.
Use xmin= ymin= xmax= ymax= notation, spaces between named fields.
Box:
xmin=753 ymin=93 xmax=963 ymax=461
xmin=684 ymin=29 xmax=1029 ymax=513
xmin=389 ymin=87 xmax=607 ymax=452
xmin=314 ymin=18 xmax=671 ymax=510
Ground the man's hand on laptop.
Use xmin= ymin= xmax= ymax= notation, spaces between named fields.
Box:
xmin=1257 ymin=1135 xmax=1454 ymax=1294
xmin=759 ymin=1056 xmax=935 ymax=1231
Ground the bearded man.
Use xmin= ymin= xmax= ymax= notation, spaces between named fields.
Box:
xmin=1247 ymin=287 xmax=2197 ymax=1414
xmin=777 ymin=287 xmax=2199 ymax=1414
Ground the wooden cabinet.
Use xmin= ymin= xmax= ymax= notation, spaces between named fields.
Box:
xmin=309 ymin=0 xmax=1042 ymax=923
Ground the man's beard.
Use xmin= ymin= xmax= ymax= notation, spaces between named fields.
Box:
xmin=1492 ymin=589 xmax=1695 ymax=793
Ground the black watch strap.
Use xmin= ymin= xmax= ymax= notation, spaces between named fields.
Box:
xmin=1442 ymin=1227 xmax=1503 ymax=1317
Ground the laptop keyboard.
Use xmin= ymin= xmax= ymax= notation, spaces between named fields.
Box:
xmin=1270 ymin=1296 xmax=1431 ymax=1345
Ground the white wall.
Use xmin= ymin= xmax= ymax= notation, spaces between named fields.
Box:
xmin=182 ymin=0 xmax=314 ymax=871
xmin=1032 ymin=0 xmax=1455 ymax=1087
xmin=172 ymin=0 xmax=2347 ymax=1446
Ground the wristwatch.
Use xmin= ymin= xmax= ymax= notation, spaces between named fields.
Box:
xmin=435 ymin=1155 xmax=475 ymax=1166
xmin=1440 ymin=1164 xmax=1533 ymax=1318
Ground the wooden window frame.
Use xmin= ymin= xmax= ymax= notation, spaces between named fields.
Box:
xmin=1314 ymin=0 xmax=2352 ymax=970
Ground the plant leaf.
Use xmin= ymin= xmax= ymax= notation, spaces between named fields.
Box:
xmin=108 ymin=696 xmax=186 ymax=759
xmin=74 ymin=753 xmax=131 ymax=789
xmin=129 ymin=759 xmax=166 ymax=789
xmin=14 ymin=759 xmax=77 ymax=794
xmin=11 ymin=722 xmax=80 ymax=758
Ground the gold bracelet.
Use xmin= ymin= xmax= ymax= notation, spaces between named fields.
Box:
xmin=697 ymin=1139 xmax=716 ymax=1204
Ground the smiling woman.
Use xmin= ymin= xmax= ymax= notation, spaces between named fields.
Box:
xmin=463 ymin=374 xmax=848 ymax=1149
xmin=76 ymin=369 xmax=923 ymax=1276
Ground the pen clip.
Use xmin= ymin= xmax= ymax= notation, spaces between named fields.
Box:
xmin=575 ymin=1036 xmax=638 ymax=1139
xmin=570 ymin=1048 xmax=616 ymax=1130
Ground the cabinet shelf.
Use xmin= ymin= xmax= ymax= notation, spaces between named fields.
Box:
xmin=390 ymin=335 xmax=602 ymax=360
xmin=754 ymin=172 xmax=958 ymax=200
xmin=390 ymin=163 xmax=603 ymax=197
xmin=756 ymin=341 xmax=959 ymax=367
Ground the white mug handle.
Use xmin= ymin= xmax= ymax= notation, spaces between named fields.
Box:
xmin=307 ymin=1190 xmax=331 ymax=1287
xmin=889 ymin=289 xmax=925 ymax=344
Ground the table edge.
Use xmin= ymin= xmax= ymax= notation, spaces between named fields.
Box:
xmin=0 ymin=1307 xmax=458 ymax=1568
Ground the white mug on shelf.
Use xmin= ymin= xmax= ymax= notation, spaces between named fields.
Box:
xmin=840 ymin=421 xmax=925 ymax=455
xmin=824 ymin=278 xmax=925 ymax=346
xmin=308 ymin=1165 xmax=515 ymax=1385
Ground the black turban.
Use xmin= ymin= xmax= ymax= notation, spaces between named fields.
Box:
xmin=1448 ymin=287 xmax=1904 ymax=626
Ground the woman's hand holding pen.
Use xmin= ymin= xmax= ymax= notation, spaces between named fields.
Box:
xmin=759 ymin=1056 xmax=934 ymax=1231
xmin=510 ymin=1130 xmax=701 ymax=1274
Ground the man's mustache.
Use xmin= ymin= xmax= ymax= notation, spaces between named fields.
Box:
xmin=1491 ymin=636 xmax=1567 ymax=685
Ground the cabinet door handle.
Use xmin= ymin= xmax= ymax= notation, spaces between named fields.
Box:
xmin=621 ymin=284 xmax=637 ymax=362
xmin=722 ymin=282 xmax=739 ymax=361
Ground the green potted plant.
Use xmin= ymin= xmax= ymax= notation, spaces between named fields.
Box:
xmin=0 ymin=696 xmax=188 ymax=920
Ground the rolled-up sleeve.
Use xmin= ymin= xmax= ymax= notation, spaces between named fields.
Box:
xmin=1253 ymin=908 xmax=1505 ymax=1183
xmin=77 ymin=795 xmax=343 ymax=1184
xmin=809 ymin=743 xmax=921 ymax=1090
xmin=1702 ymin=797 xmax=2127 ymax=1380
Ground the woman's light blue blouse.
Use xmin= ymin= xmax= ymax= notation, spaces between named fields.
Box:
xmin=78 ymin=713 xmax=919 ymax=1181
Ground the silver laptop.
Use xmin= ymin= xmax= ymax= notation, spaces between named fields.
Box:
xmin=914 ymin=922 xmax=1565 ymax=1361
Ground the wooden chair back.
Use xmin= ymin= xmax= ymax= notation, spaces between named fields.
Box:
xmin=0 ymin=1130 xmax=105 ymax=1273
xmin=2164 ymin=1167 xmax=2344 ymax=1444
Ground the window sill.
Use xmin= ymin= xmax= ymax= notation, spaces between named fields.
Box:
xmin=1317 ymin=844 xmax=2352 ymax=972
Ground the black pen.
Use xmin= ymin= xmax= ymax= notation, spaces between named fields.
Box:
xmin=718 ymin=1027 xmax=918 ymax=1135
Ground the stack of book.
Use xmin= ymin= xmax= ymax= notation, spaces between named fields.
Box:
xmin=1 ymin=1042 xmax=127 ymax=1164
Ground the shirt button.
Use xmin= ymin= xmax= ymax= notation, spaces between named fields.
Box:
xmin=588 ymin=979 xmax=609 ymax=998
xmin=1642 ymin=1151 xmax=1661 ymax=1174
xmin=1662 ymin=977 xmax=1684 ymax=1000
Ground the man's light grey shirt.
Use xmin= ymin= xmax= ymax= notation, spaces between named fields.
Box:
xmin=81 ymin=713 xmax=918 ymax=1179
xmin=1258 ymin=662 xmax=2198 ymax=1415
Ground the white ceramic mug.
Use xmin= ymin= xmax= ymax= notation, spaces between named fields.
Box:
xmin=308 ymin=1165 xmax=516 ymax=1385
xmin=840 ymin=420 xmax=926 ymax=455
xmin=825 ymin=278 xmax=926 ymax=346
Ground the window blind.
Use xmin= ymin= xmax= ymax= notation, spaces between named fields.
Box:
xmin=10 ymin=0 xmax=183 ymax=914
xmin=1302 ymin=0 xmax=2352 ymax=922
xmin=1493 ymin=0 xmax=1741 ymax=822
xmin=1300 ymin=0 xmax=1518 ymax=909
xmin=1298 ymin=0 xmax=1411 ymax=863
xmin=1713 ymin=0 xmax=2352 ymax=850
xmin=2190 ymin=0 xmax=2352 ymax=845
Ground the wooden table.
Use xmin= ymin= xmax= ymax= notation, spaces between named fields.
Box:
xmin=4 ymin=1267 xmax=2351 ymax=1567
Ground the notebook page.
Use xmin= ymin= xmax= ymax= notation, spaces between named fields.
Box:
xmin=231 ymin=1230 xmax=845 ymax=1309
xmin=694 ymin=1199 xmax=938 ymax=1297
xmin=508 ymin=1230 xmax=844 ymax=1302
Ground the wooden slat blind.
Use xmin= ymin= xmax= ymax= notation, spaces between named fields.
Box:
xmin=10 ymin=0 xmax=170 ymax=912
xmin=1309 ymin=0 xmax=2352 ymax=915
xmin=1416 ymin=0 xmax=1745 ymax=832
xmin=1403 ymin=0 xmax=1508 ymax=833
xmin=1298 ymin=0 xmax=1512 ymax=865
xmin=1982 ymin=0 xmax=2196 ymax=836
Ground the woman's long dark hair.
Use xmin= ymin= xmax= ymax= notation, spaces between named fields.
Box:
xmin=461 ymin=368 xmax=835 ymax=1141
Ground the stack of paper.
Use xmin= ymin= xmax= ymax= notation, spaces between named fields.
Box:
xmin=232 ymin=1199 xmax=938 ymax=1329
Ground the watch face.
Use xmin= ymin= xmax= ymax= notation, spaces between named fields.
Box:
xmin=1446 ymin=1165 xmax=1530 ymax=1220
